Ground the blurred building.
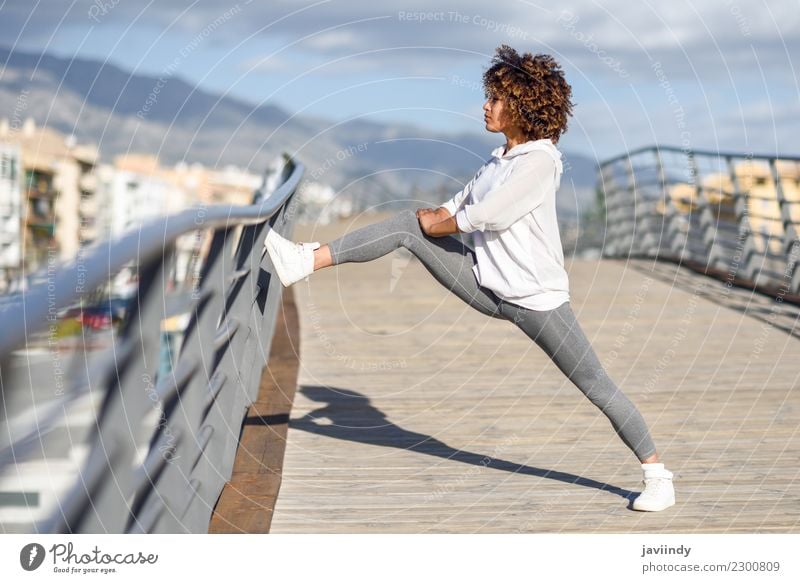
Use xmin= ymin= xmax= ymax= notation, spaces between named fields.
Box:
xmin=0 ymin=142 xmax=22 ymax=289
xmin=98 ymin=154 xmax=184 ymax=238
xmin=294 ymin=180 xmax=353 ymax=225
xmin=661 ymin=158 xmax=800 ymax=255
xmin=165 ymin=161 xmax=261 ymax=206
xmin=0 ymin=117 xmax=100 ymax=285
xmin=0 ymin=117 xmax=267 ymax=294
xmin=93 ymin=154 xmax=261 ymax=294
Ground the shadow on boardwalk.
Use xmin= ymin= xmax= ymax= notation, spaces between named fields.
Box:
xmin=290 ymin=384 xmax=639 ymax=505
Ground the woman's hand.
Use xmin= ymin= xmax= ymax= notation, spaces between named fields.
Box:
xmin=416 ymin=207 xmax=445 ymax=234
xmin=416 ymin=207 xmax=447 ymax=219
xmin=417 ymin=211 xmax=436 ymax=235
xmin=416 ymin=207 xmax=458 ymax=237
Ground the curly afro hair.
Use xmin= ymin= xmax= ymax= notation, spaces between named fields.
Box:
xmin=482 ymin=45 xmax=574 ymax=143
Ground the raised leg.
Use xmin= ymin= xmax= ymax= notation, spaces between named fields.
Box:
xmin=327 ymin=209 xmax=505 ymax=319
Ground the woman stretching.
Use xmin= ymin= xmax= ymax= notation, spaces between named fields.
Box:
xmin=264 ymin=45 xmax=675 ymax=512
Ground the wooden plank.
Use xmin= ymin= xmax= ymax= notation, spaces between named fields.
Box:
xmin=208 ymin=286 xmax=301 ymax=533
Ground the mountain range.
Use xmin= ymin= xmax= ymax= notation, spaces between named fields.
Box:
xmin=0 ymin=45 xmax=599 ymax=221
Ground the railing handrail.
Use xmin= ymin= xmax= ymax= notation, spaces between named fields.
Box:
xmin=599 ymin=144 xmax=800 ymax=167
xmin=0 ymin=158 xmax=304 ymax=356
xmin=1 ymin=154 xmax=305 ymax=533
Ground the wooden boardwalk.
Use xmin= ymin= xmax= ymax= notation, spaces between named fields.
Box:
xmin=209 ymin=288 xmax=300 ymax=533
xmin=266 ymin=213 xmax=800 ymax=533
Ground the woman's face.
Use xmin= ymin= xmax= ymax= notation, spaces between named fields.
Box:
xmin=483 ymin=93 xmax=515 ymax=135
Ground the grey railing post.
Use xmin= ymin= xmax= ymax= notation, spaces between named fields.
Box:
xmin=725 ymin=154 xmax=760 ymax=283
xmin=656 ymin=148 xmax=681 ymax=258
xmin=125 ymin=226 xmax=239 ymax=534
xmin=768 ymin=158 xmax=800 ymax=293
xmin=39 ymin=247 xmax=176 ymax=533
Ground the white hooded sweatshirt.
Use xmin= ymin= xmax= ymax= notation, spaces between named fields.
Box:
xmin=439 ymin=138 xmax=569 ymax=311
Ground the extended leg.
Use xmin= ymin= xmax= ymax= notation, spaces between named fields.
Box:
xmin=327 ymin=209 xmax=505 ymax=319
xmin=499 ymin=300 xmax=657 ymax=461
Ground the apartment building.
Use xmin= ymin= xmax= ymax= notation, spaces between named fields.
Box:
xmin=0 ymin=142 xmax=22 ymax=289
xmin=0 ymin=117 xmax=99 ymax=276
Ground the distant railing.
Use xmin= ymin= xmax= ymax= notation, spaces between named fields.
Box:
xmin=0 ymin=155 xmax=304 ymax=533
xmin=598 ymin=145 xmax=800 ymax=297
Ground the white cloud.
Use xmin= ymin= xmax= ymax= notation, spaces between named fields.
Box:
xmin=239 ymin=54 xmax=293 ymax=73
xmin=302 ymin=29 xmax=360 ymax=51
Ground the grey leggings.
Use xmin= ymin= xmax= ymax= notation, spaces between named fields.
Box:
xmin=327 ymin=209 xmax=657 ymax=461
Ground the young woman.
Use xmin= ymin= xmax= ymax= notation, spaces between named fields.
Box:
xmin=264 ymin=45 xmax=675 ymax=512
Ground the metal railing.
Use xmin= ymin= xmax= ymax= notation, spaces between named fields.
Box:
xmin=0 ymin=155 xmax=304 ymax=533
xmin=598 ymin=145 xmax=800 ymax=296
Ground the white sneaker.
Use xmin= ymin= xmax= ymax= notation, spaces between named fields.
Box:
xmin=632 ymin=463 xmax=675 ymax=512
xmin=263 ymin=227 xmax=321 ymax=287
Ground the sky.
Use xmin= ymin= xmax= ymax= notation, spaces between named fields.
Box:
xmin=1 ymin=0 xmax=798 ymax=160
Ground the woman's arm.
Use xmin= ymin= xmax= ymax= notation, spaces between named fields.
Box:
xmin=416 ymin=207 xmax=460 ymax=237
xmin=439 ymin=165 xmax=486 ymax=216
xmin=454 ymin=151 xmax=556 ymax=233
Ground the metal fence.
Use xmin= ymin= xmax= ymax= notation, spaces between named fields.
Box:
xmin=599 ymin=145 xmax=800 ymax=296
xmin=0 ymin=155 xmax=304 ymax=533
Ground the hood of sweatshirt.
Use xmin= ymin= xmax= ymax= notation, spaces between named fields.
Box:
xmin=491 ymin=138 xmax=562 ymax=160
xmin=490 ymin=138 xmax=564 ymax=188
